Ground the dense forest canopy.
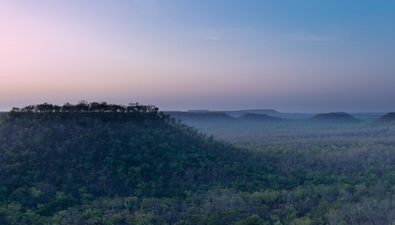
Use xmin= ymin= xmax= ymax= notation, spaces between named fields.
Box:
xmin=0 ymin=102 xmax=270 ymax=224
xmin=1 ymin=102 xmax=395 ymax=224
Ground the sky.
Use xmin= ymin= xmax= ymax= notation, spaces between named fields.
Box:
xmin=1 ymin=0 xmax=395 ymax=112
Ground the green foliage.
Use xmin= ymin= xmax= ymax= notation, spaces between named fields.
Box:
xmin=0 ymin=102 xmax=269 ymax=224
xmin=2 ymin=102 xmax=395 ymax=224
xmin=234 ymin=214 xmax=265 ymax=225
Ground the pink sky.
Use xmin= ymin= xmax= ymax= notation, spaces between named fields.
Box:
xmin=1 ymin=1 xmax=395 ymax=112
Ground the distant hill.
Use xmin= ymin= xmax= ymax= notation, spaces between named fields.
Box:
xmin=310 ymin=112 xmax=362 ymax=124
xmin=166 ymin=111 xmax=236 ymax=122
xmin=240 ymin=109 xmax=279 ymax=114
xmin=223 ymin=110 xmax=317 ymax=119
xmin=187 ymin=109 xmax=211 ymax=113
xmin=237 ymin=113 xmax=286 ymax=122
xmin=372 ymin=112 xmax=395 ymax=125
xmin=225 ymin=109 xmax=279 ymax=117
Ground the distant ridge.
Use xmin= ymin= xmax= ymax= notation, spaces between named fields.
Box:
xmin=373 ymin=112 xmax=395 ymax=125
xmin=310 ymin=112 xmax=362 ymax=124
xmin=225 ymin=109 xmax=279 ymax=117
xmin=187 ymin=109 xmax=211 ymax=113
xmin=167 ymin=111 xmax=235 ymax=122
xmin=239 ymin=109 xmax=279 ymax=114
xmin=237 ymin=113 xmax=286 ymax=122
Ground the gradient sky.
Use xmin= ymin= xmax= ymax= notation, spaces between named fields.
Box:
xmin=1 ymin=1 xmax=395 ymax=112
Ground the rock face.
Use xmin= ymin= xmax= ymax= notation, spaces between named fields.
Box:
xmin=310 ymin=112 xmax=362 ymax=124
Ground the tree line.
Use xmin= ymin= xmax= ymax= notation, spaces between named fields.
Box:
xmin=9 ymin=101 xmax=159 ymax=114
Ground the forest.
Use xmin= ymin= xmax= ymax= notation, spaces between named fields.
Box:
xmin=1 ymin=102 xmax=395 ymax=224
